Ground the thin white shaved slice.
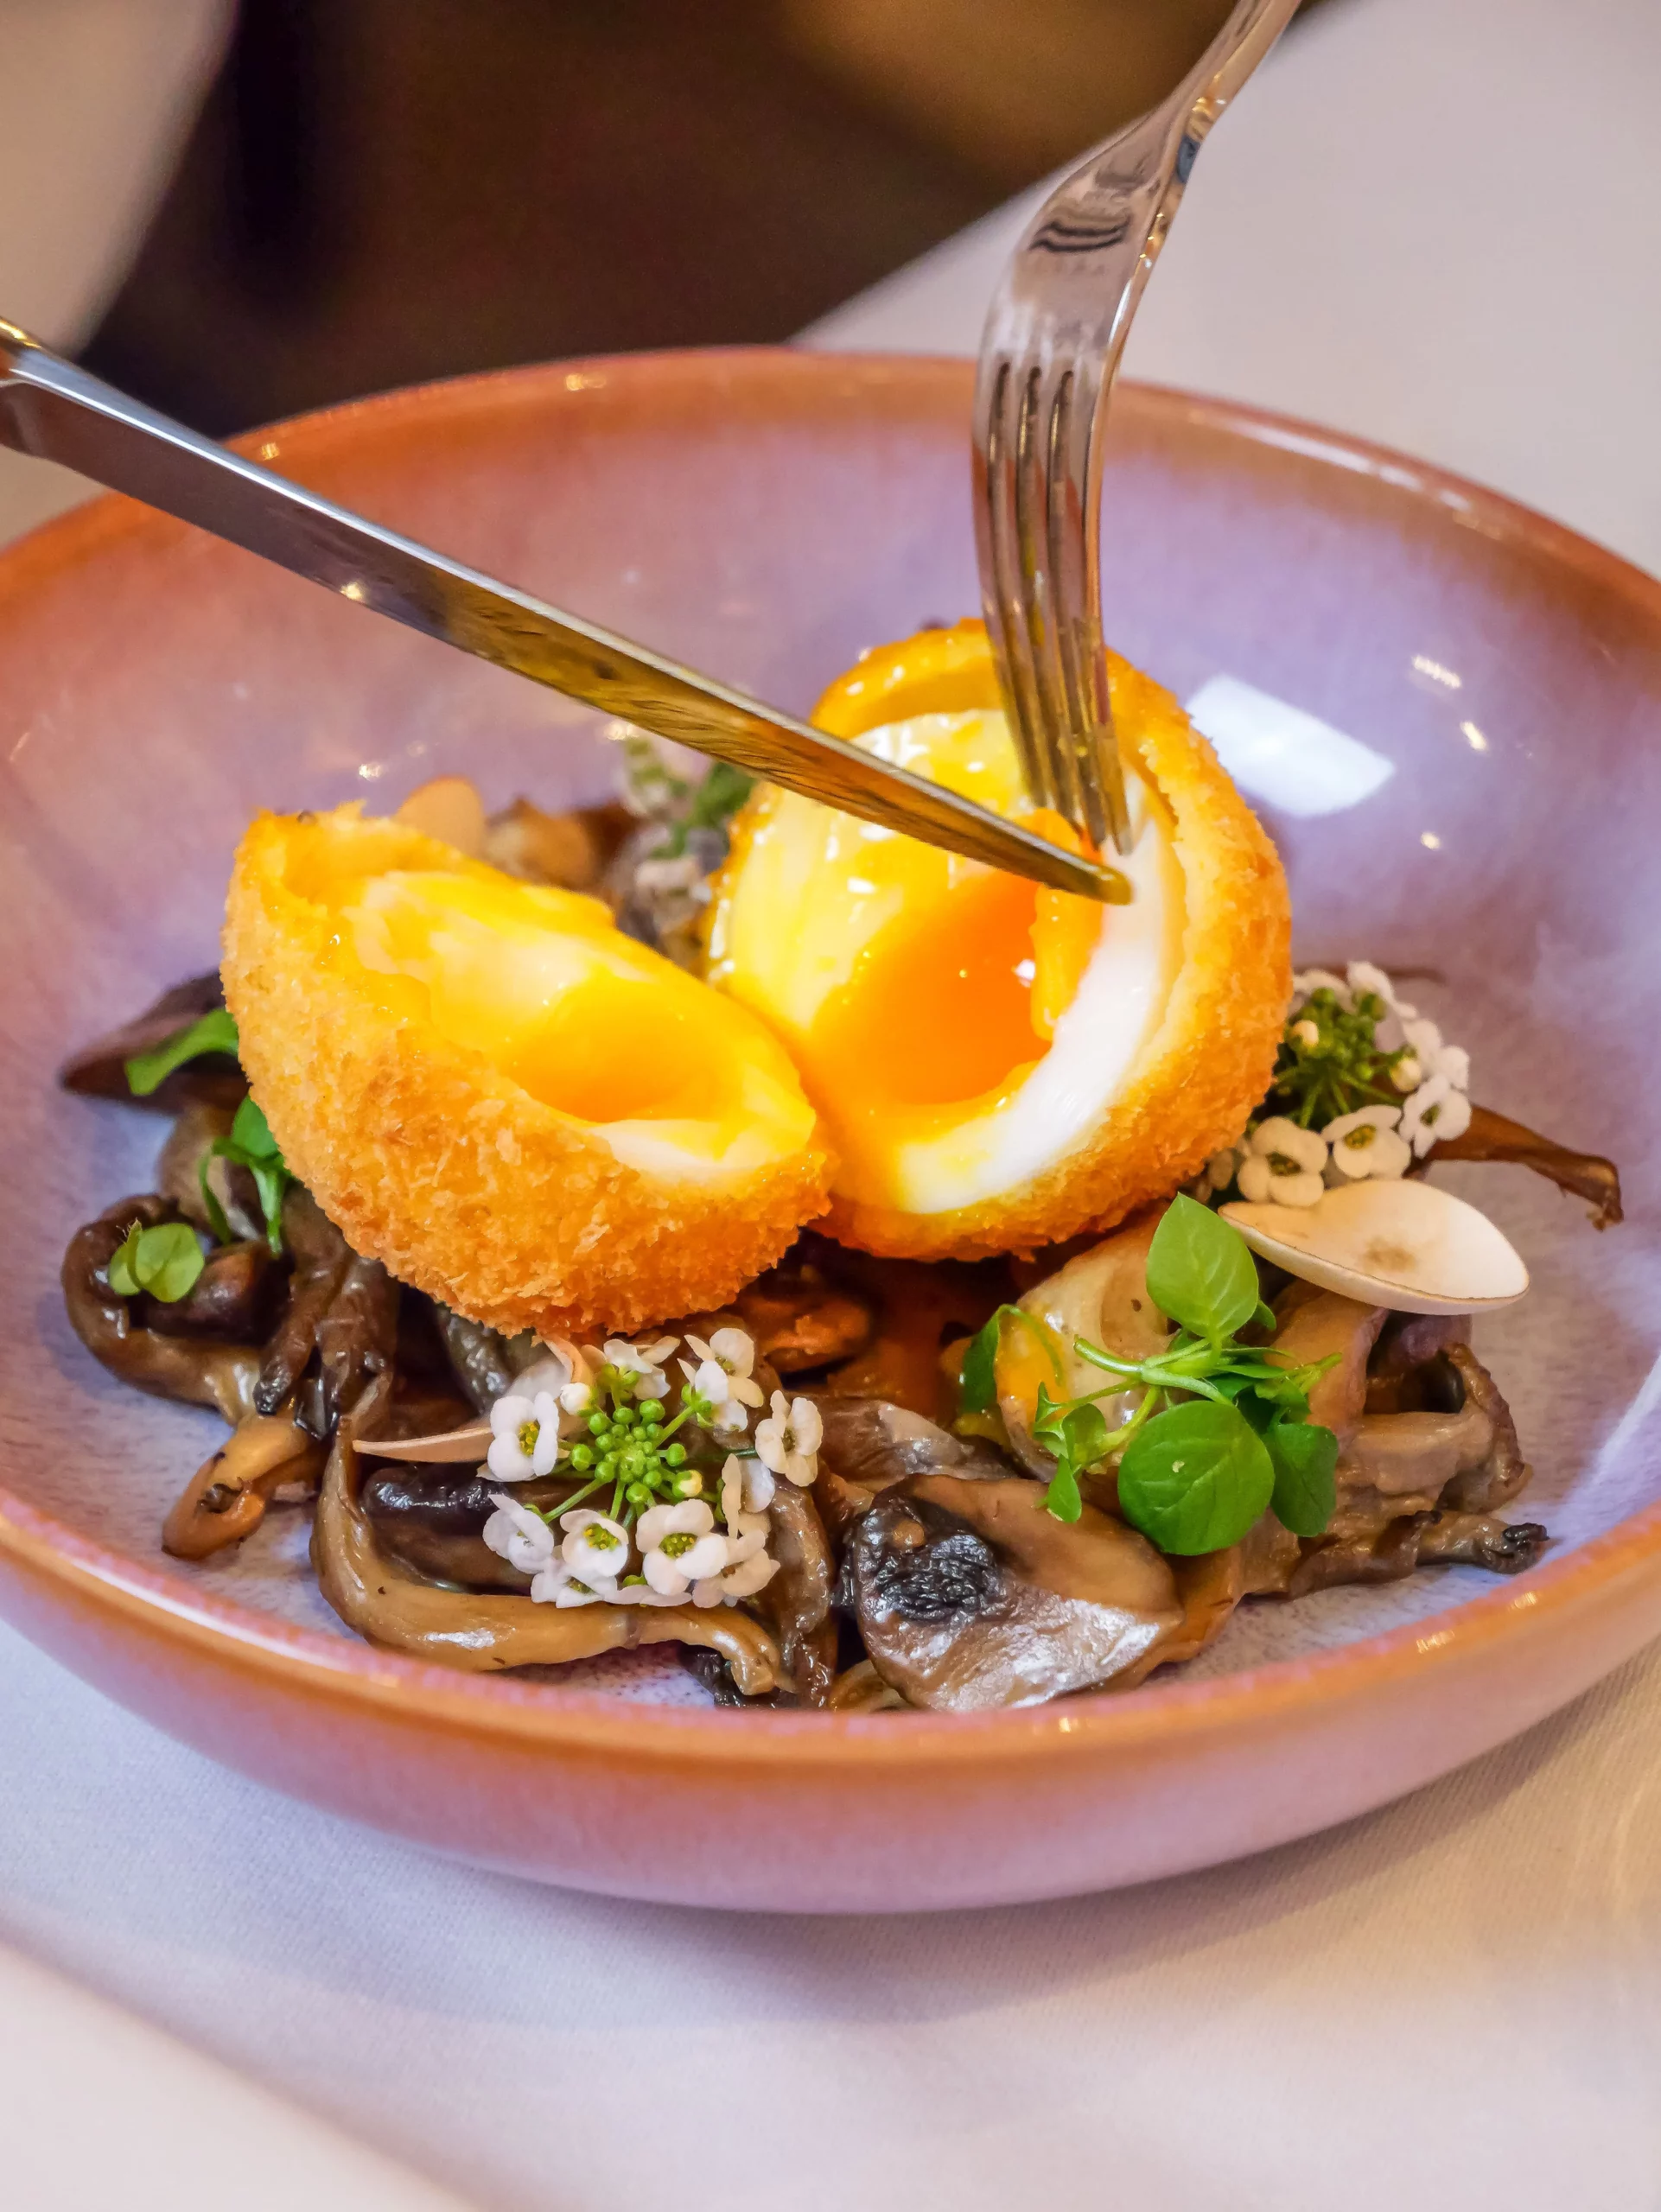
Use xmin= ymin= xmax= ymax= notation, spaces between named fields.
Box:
xmin=357 ymin=1423 xmax=492 ymax=1463
xmin=1221 ymin=1178 xmax=1529 ymax=1314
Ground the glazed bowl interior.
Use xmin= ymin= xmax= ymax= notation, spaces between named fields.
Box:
xmin=2 ymin=349 xmax=1658 ymax=1710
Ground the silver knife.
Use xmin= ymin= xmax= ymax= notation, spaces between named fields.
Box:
xmin=0 ymin=321 xmax=1126 ymax=903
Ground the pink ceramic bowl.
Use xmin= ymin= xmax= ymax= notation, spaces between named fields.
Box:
xmin=1 ymin=351 xmax=1657 ymax=1911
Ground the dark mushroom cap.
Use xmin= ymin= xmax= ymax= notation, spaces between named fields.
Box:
xmin=844 ymin=1474 xmax=1181 ymax=1711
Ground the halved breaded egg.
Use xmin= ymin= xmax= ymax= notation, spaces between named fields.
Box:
xmin=703 ymin=620 xmax=1290 ymax=1260
xmin=222 ymin=807 xmax=830 ymax=1335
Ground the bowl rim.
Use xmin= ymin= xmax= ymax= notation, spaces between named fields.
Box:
xmin=3 ymin=343 xmax=1658 ymax=1766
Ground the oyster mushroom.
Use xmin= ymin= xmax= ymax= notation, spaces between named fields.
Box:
xmin=312 ymin=1375 xmax=782 ymax=1694
xmin=1431 ymin=1103 xmax=1622 ymax=1230
xmin=163 ymin=1409 xmax=327 ymax=1560
xmin=753 ymin=1478 xmax=839 ymax=1707
xmin=809 ymin=1395 xmax=1012 ymax=1537
xmin=58 ymin=972 xmax=244 ymax=1115
xmin=843 ymin=1475 xmax=1183 ymax=1710
xmin=1223 ymin=1177 xmax=1528 ymax=1314
xmin=61 ymin=1195 xmax=262 ymax=1423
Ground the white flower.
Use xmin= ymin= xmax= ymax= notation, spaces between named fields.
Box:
xmin=560 ymin=1507 xmax=632 ymax=1582
xmin=1401 ymin=1076 xmax=1473 ymax=1155
xmin=754 ymin=1391 xmax=823 ymax=1487
xmin=721 ymin=1452 xmax=774 ymax=1519
xmin=715 ymin=1552 xmax=780 ymax=1601
xmin=557 ymin=1381 xmax=592 ymax=1416
xmin=1322 ymin=1105 xmax=1411 ymax=1180
xmin=482 ymin=1492 xmax=557 ymax=1574
xmin=601 ymin=1335 xmax=678 ymax=1400
xmin=487 ymin=1391 xmax=561 ymax=1481
xmin=1346 ymin=960 xmax=1417 ymax=1020
xmin=1391 ymin=1054 xmax=1423 ymax=1092
xmin=679 ymin=1327 xmax=765 ymax=1433
xmin=636 ymin=1499 xmax=729 ymax=1596
xmin=1236 ymin=1116 xmax=1328 ymax=1208
xmin=1402 ymin=1017 xmax=1471 ymax=1092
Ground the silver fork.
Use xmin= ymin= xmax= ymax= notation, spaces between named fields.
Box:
xmin=973 ymin=0 xmax=1300 ymax=855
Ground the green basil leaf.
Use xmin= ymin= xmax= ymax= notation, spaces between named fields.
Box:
xmin=1043 ymin=1461 xmax=1083 ymax=1522
xmin=1145 ymin=1192 xmax=1262 ymax=1343
xmin=1117 ymin=1398 xmax=1275 ymax=1555
xmin=124 ymin=1007 xmax=239 ymax=1096
xmin=130 ymin=1221 xmax=206 ymax=1303
xmin=1266 ymin=1418 xmax=1339 ymax=1537
xmin=229 ymin=1094 xmax=282 ymax=1160
xmin=105 ymin=1224 xmax=143 ymax=1299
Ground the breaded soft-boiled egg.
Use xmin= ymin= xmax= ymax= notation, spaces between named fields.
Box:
xmin=222 ymin=807 xmax=830 ymax=1335
xmin=703 ymin=620 xmax=1290 ymax=1261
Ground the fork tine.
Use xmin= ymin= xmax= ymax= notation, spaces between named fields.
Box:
xmin=973 ymin=0 xmax=1298 ymax=861
xmin=1047 ymin=361 xmax=1132 ymax=853
xmin=978 ymin=355 xmax=1056 ymax=811
xmin=1012 ymin=360 xmax=1083 ymax=827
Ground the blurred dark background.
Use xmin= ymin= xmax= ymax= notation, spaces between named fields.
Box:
xmin=84 ymin=0 xmax=1331 ymax=435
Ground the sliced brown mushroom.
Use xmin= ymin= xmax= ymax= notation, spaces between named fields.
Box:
xmin=716 ymin=1255 xmax=874 ymax=1376
xmin=360 ymin=1464 xmax=548 ymax=1590
xmin=163 ymin=1410 xmax=328 ymax=1560
xmin=58 ymin=973 xmax=245 ymax=1115
xmin=1439 ymin=1343 xmax=1531 ymax=1510
xmin=826 ymin=1660 xmax=907 ymax=1713
xmin=246 ymin=1190 xmax=398 ymax=1440
xmin=254 ymin=1187 xmax=350 ymax=1415
xmin=808 ymin=1395 xmax=1013 ymax=1538
xmin=312 ymin=1373 xmax=783 ymax=1693
xmin=136 ymin=1238 xmax=280 ymax=1343
xmin=435 ymin=1306 xmax=534 ymax=1414
xmin=485 ymin=796 xmax=635 ymax=890
xmin=62 ymin=1195 xmax=261 ymax=1422
xmin=843 ymin=1475 xmax=1182 ymax=1710
xmin=1270 ymin=1284 xmax=1387 ymax=1446
xmin=753 ymin=1478 xmax=839 ymax=1707
xmin=1431 ymin=1103 xmax=1622 ymax=1229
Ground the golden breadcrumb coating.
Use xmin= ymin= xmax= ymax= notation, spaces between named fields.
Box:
xmin=713 ymin=626 xmax=1291 ymax=1262
xmin=222 ymin=806 xmax=831 ymax=1337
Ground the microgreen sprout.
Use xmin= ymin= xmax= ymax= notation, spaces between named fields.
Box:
xmin=124 ymin=1007 xmax=239 ymax=1097
xmin=200 ymin=1094 xmax=293 ymax=1256
xmin=105 ymin=1218 xmax=206 ymax=1304
xmin=958 ymin=1194 xmax=1341 ymax=1551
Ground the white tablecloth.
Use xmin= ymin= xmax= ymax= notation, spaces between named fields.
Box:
xmin=4 ymin=1 xmax=1661 ymax=2205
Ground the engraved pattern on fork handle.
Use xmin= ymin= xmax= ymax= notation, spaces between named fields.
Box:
xmin=973 ymin=0 xmax=1301 ymax=857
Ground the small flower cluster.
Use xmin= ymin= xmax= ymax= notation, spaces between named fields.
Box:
xmin=1193 ymin=960 xmax=1473 ymax=1211
xmin=479 ymin=1326 xmax=823 ymax=1611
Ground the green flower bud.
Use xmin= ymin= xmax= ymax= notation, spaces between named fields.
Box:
xmin=640 ymin=1401 xmax=665 ymax=1427
xmin=568 ymin=1444 xmax=594 ymax=1471
xmin=663 ymin=1443 xmax=687 ymax=1468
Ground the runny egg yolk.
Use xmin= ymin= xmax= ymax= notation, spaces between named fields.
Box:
xmin=705 ymin=700 xmax=1184 ymax=1215
xmin=805 ymin=836 xmax=1102 ymax=1116
xmin=340 ymin=867 xmax=818 ymax=1179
